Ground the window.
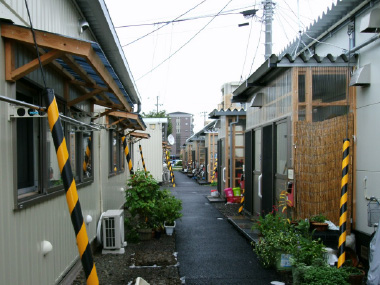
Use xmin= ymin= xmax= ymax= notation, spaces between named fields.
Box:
xmin=109 ymin=129 xmax=124 ymax=175
xmin=15 ymin=81 xmax=94 ymax=208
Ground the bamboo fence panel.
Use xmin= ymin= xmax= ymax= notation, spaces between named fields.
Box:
xmin=294 ymin=114 xmax=353 ymax=233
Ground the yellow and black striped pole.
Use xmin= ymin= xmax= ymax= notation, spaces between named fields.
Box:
xmin=239 ymin=175 xmax=245 ymax=214
xmin=122 ymin=136 xmax=134 ymax=175
xmin=44 ymin=88 xmax=98 ymax=284
xmin=166 ymin=151 xmax=175 ymax=187
xmin=139 ymin=144 xmax=147 ymax=174
xmin=211 ymin=158 xmax=217 ymax=183
xmin=83 ymin=137 xmax=91 ymax=174
xmin=338 ymin=139 xmax=350 ymax=268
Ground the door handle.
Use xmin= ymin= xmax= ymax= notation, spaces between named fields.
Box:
xmin=258 ymin=174 xmax=262 ymax=198
xmin=223 ymin=167 xmax=226 ymax=182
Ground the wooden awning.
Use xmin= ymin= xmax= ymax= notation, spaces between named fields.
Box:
xmin=129 ymin=132 xmax=150 ymax=139
xmin=100 ymin=110 xmax=146 ymax=131
xmin=1 ymin=24 xmax=134 ymax=112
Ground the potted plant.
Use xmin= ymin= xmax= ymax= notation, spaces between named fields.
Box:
xmin=292 ymin=258 xmax=349 ymax=285
xmin=342 ymin=260 xmax=366 ymax=285
xmin=125 ymin=170 xmax=160 ymax=240
xmin=310 ymin=214 xmax=328 ymax=231
xmin=156 ymin=190 xmax=182 ymax=236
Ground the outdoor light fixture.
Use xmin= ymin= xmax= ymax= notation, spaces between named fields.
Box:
xmin=85 ymin=215 xmax=93 ymax=225
xmin=79 ymin=19 xmax=89 ymax=34
xmin=41 ymin=240 xmax=53 ymax=256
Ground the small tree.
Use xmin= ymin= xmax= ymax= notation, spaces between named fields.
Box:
xmin=142 ymin=110 xmax=172 ymax=134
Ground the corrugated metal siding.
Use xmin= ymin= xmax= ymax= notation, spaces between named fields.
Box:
xmin=0 ymin=1 xmax=103 ymax=282
xmin=3 ymin=0 xmax=93 ymax=41
xmin=133 ymin=119 xmax=165 ymax=182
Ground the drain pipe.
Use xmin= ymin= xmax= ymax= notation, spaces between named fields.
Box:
xmin=346 ymin=33 xmax=380 ymax=55
xmin=229 ymin=116 xmax=239 ymax=188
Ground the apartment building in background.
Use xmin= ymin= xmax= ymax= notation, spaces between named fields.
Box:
xmin=168 ymin=112 xmax=194 ymax=158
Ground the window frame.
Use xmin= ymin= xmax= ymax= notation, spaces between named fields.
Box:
xmin=14 ymin=81 xmax=95 ymax=210
xmin=108 ymin=128 xmax=125 ymax=177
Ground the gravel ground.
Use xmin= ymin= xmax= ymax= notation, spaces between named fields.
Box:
xmin=73 ymin=201 xmax=241 ymax=285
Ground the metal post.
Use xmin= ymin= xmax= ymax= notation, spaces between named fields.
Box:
xmin=122 ymin=136 xmax=134 ymax=175
xmin=44 ymin=88 xmax=98 ymax=284
xmin=264 ymin=0 xmax=274 ymax=60
xmin=338 ymin=139 xmax=350 ymax=268
xmin=139 ymin=144 xmax=147 ymax=174
xmin=211 ymin=158 xmax=217 ymax=183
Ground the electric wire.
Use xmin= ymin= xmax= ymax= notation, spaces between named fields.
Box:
xmin=136 ymin=0 xmax=233 ymax=81
xmin=24 ymin=0 xmax=47 ymax=88
xmin=240 ymin=15 xmax=255 ymax=81
xmin=123 ymin=0 xmax=207 ymax=47
xmin=116 ymin=5 xmax=258 ymax=28
xmin=248 ymin=21 xmax=264 ymax=76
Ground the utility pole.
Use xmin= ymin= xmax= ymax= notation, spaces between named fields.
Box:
xmin=263 ymin=0 xmax=275 ymax=60
xmin=200 ymin=111 xmax=207 ymax=126
xmin=155 ymin=96 xmax=163 ymax=115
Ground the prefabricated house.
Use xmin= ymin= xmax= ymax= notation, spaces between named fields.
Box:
xmin=0 ymin=0 xmax=147 ymax=284
xmin=208 ymin=108 xmax=246 ymax=196
xmin=132 ymin=118 xmax=168 ymax=183
xmin=233 ymin=0 xmax=380 ymax=266
xmin=199 ymin=120 xmax=219 ymax=183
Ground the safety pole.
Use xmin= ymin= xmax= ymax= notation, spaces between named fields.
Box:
xmin=166 ymin=151 xmax=175 ymax=187
xmin=238 ymin=175 xmax=245 ymax=214
xmin=122 ymin=136 xmax=134 ymax=175
xmin=44 ymin=88 xmax=98 ymax=284
xmin=211 ymin=158 xmax=217 ymax=183
xmin=83 ymin=136 xmax=91 ymax=174
xmin=139 ymin=144 xmax=147 ymax=174
xmin=338 ymin=139 xmax=350 ymax=268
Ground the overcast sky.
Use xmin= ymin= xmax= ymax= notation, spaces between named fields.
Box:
xmin=105 ymin=0 xmax=337 ymax=132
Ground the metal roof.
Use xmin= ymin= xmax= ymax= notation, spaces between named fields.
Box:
xmin=279 ymin=0 xmax=372 ymax=57
xmin=233 ymin=53 xmax=357 ymax=103
xmin=55 ymin=43 xmax=133 ymax=107
xmin=74 ymin=0 xmax=141 ymax=105
xmin=208 ymin=108 xmax=246 ymax=119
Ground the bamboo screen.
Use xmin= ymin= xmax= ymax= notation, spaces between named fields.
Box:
xmin=294 ymin=114 xmax=353 ymax=232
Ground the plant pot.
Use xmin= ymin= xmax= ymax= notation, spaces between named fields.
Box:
xmin=311 ymin=222 xmax=328 ymax=231
xmin=137 ymin=228 xmax=152 ymax=241
xmin=348 ymin=269 xmax=365 ymax=285
xmin=164 ymin=221 xmax=176 ymax=236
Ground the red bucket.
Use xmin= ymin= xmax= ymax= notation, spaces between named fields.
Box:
xmin=224 ymin=188 xmax=233 ymax=197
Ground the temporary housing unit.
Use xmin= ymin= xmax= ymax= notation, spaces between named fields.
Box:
xmin=209 ymin=109 xmax=246 ymax=196
xmin=132 ymin=118 xmax=167 ymax=182
xmin=0 ymin=0 xmax=146 ymax=284
xmin=200 ymin=120 xmax=219 ymax=183
xmin=277 ymin=0 xmax=380 ymax=264
xmin=234 ymin=0 xmax=380 ymax=266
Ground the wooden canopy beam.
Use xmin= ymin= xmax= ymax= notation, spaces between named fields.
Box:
xmin=10 ymin=50 xmax=64 ymax=81
xmin=61 ymin=54 xmax=96 ymax=87
xmin=68 ymin=89 xmax=103 ymax=107
xmin=108 ymin=111 xmax=138 ymax=120
xmin=1 ymin=24 xmax=132 ymax=112
xmin=130 ymin=132 xmax=150 ymax=139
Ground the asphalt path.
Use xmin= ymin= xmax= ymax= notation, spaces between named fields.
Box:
xmin=171 ymin=171 xmax=280 ymax=285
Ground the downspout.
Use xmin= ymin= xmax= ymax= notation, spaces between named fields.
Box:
xmin=229 ymin=116 xmax=239 ymax=188
xmin=345 ymin=33 xmax=380 ymax=55
xmin=134 ymin=102 xmax=141 ymax=114
xmin=98 ymin=126 xmax=103 ymax=214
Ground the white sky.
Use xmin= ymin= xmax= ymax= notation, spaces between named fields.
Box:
xmin=105 ymin=0 xmax=337 ymax=132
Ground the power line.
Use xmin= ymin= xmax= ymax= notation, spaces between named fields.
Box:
xmin=116 ymin=5 xmax=258 ymax=28
xmin=123 ymin=0 xmax=207 ymax=47
xmin=136 ymin=0 xmax=234 ymax=81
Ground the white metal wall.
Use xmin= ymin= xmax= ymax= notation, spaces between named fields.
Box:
xmin=133 ymin=118 xmax=167 ymax=182
xmin=314 ymin=3 xmax=380 ymax=235
xmin=0 ymin=1 xmax=113 ymax=283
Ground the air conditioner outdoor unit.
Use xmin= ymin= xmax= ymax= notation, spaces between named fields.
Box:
xmin=101 ymin=209 xmax=126 ymax=254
